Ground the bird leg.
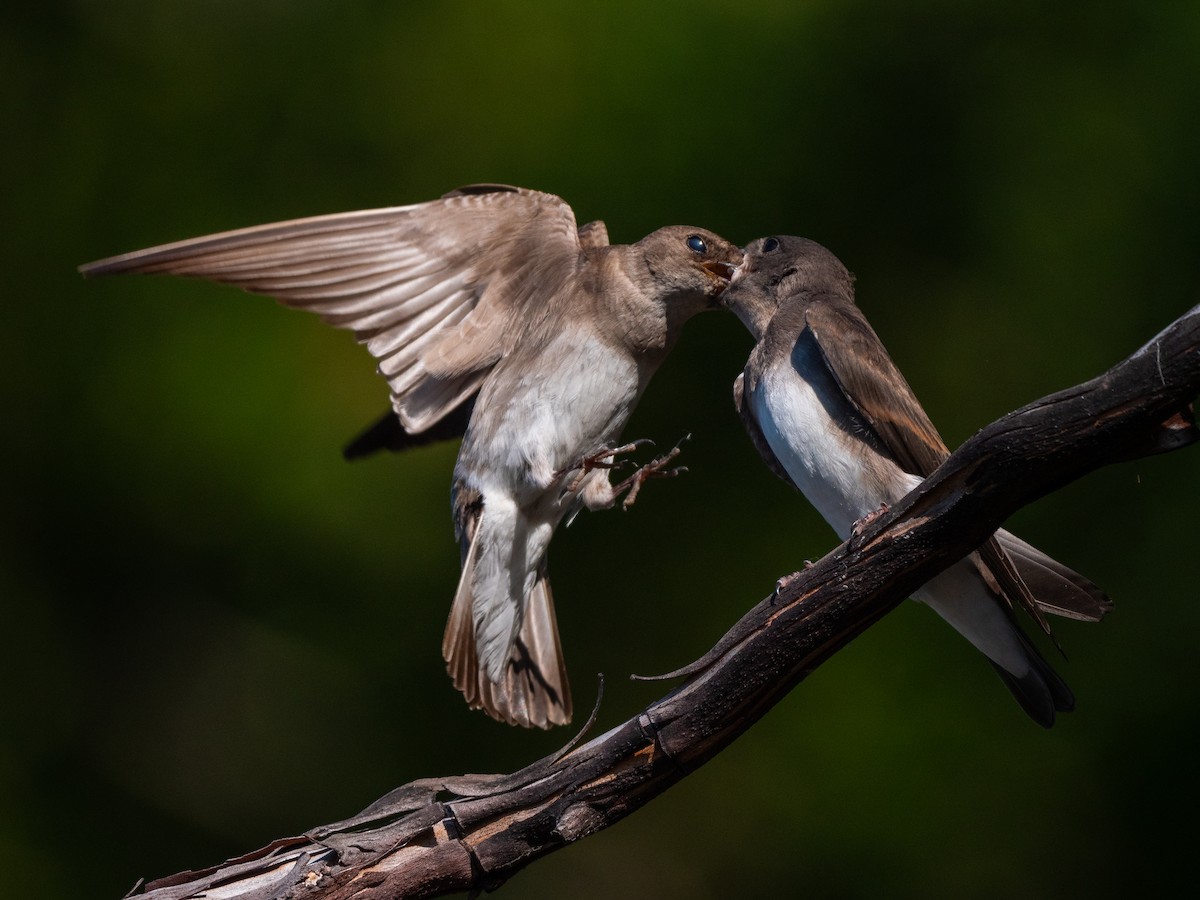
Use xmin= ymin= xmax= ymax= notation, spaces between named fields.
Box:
xmin=556 ymin=439 xmax=654 ymax=496
xmin=848 ymin=502 xmax=890 ymax=550
xmin=614 ymin=434 xmax=691 ymax=510
xmin=771 ymin=560 xmax=816 ymax=603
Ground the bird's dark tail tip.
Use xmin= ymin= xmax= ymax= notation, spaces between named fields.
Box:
xmin=989 ymin=648 xmax=1074 ymax=729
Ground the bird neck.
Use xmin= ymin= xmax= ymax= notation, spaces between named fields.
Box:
xmin=730 ymin=292 xmax=776 ymax=341
xmin=592 ymin=248 xmax=678 ymax=357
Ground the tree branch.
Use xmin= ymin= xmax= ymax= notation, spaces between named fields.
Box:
xmin=125 ymin=304 xmax=1200 ymax=900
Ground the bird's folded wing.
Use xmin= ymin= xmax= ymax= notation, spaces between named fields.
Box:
xmin=733 ymin=371 xmax=797 ymax=489
xmin=803 ymin=298 xmax=950 ymax=477
xmin=801 ymin=299 xmax=1112 ymax=629
xmin=804 ymin=299 xmax=1059 ymax=632
xmin=79 ymin=185 xmax=584 ymax=432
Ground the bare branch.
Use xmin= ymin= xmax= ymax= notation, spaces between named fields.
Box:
xmin=125 ymin=304 xmax=1200 ymax=900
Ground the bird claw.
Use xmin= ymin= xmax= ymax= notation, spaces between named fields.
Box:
xmin=617 ymin=464 xmax=687 ymax=510
xmin=848 ymin=503 xmax=890 ymax=549
xmin=772 ymin=570 xmax=803 ymax=600
xmin=557 ymin=439 xmax=655 ymax=494
xmin=615 ymin=434 xmax=691 ymax=510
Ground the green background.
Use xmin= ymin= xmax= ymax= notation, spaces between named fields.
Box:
xmin=4 ymin=2 xmax=1198 ymax=897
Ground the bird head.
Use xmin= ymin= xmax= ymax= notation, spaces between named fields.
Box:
xmin=722 ymin=235 xmax=854 ymax=339
xmin=638 ymin=226 xmax=743 ymax=311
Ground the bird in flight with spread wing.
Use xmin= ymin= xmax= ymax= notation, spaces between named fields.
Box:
xmin=81 ymin=184 xmax=742 ymax=728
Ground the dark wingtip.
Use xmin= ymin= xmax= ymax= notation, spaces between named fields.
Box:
xmin=343 ymin=400 xmax=476 ymax=460
xmin=441 ymin=184 xmax=522 ymax=198
xmin=342 ymin=412 xmax=403 ymax=460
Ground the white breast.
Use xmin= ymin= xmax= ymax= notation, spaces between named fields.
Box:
xmin=459 ymin=330 xmax=641 ymax=501
xmin=750 ymin=336 xmax=916 ymax=540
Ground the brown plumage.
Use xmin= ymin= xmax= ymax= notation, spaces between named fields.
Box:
xmin=81 ymin=185 xmax=742 ymax=728
xmin=726 ymin=235 xmax=1111 ymax=726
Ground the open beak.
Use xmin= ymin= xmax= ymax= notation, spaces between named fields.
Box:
xmin=704 ymin=254 xmax=746 ymax=306
xmin=702 ymin=257 xmax=741 ymax=304
xmin=701 ymin=260 xmax=737 ymax=283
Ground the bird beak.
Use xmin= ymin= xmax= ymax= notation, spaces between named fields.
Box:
xmin=710 ymin=256 xmax=747 ymax=306
xmin=701 ymin=260 xmax=737 ymax=284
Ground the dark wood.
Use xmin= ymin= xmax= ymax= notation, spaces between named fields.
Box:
xmin=124 ymin=304 xmax=1200 ymax=900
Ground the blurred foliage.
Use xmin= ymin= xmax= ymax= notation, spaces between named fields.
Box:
xmin=2 ymin=2 xmax=1198 ymax=898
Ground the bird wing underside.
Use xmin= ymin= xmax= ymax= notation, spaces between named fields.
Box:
xmin=80 ymin=185 xmax=585 ymax=434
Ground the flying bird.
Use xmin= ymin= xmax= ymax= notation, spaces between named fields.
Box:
xmin=723 ymin=235 xmax=1111 ymax=727
xmin=80 ymin=184 xmax=742 ymax=728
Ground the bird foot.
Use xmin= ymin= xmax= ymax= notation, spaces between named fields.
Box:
xmin=849 ymin=503 xmax=890 ymax=549
xmin=557 ymin=439 xmax=655 ymax=494
xmin=615 ymin=434 xmax=691 ymax=510
xmin=773 ymin=570 xmax=801 ymax=596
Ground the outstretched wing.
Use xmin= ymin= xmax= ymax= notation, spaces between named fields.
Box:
xmin=339 ymin=216 xmax=613 ymax=460
xmin=80 ymin=185 xmax=584 ymax=433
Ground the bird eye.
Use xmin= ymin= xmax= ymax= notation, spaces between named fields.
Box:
xmin=762 ymin=237 xmax=780 ymax=253
xmin=686 ymin=234 xmax=707 ymax=254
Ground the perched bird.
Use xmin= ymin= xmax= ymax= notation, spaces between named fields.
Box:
xmin=80 ymin=184 xmax=742 ymax=728
xmin=723 ymin=235 xmax=1111 ymax=727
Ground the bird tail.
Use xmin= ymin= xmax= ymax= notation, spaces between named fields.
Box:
xmin=442 ymin=501 xmax=572 ymax=729
xmin=994 ymin=529 xmax=1113 ymax=622
xmin=987 ymin=628 xmax=1074 ymax=729
xmin=915 ymin=558 xmax=1074 ymax=728
xmin=977 ymin=531 xmax=1112 ymax=726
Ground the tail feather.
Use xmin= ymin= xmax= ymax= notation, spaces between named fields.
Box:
xmin=916 ymin=558 xmax=1074 ymax=728
xmin=995 ymin=530 xmax=1113 ymax=623
xmin=988 ymin=628 xmax=1075 ymax=729
xmin=443 ymin=529 xmax=482 ymax=700
xmin=512 ymin=572 xmax=572 ymax=725
xmin=961 ymin=531 xmax=1108 ymax=725
xmin=442 ymin=501 xmax=572 ymax=729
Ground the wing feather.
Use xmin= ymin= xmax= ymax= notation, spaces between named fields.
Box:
xmin=733 ymin=370 xmax=798 ymax=489
xmin=802 ymin=295 xmax=1064 ymax=634
xmin=80 ymin=185 xmax=582 ymax=431
xmin=803 ymin=297 xmax=949 ymax=477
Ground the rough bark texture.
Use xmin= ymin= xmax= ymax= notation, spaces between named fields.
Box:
xmin=125 ymin=304 xmax=1200 ymax=900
